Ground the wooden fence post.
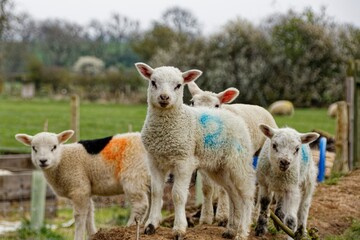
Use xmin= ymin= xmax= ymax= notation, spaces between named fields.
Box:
xmin=347 ymin=60 xmax=360 ymax=169
xmin=332 ymin=101 xmax=349 ymax=173
xmin=30 ymin=170 xmax=47 ymax=230
xmin=70 ymin=94 xmax=80 ymax=142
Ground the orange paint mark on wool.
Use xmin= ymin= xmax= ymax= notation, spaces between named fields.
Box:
xmin=101 ymin=138 xmax=128 ymax=177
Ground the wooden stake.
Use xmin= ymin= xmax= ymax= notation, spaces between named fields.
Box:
xmin=332 ymin=101 xmax=349 ymax=173
xmin=70 ymin=94 xmax=80 ymax=142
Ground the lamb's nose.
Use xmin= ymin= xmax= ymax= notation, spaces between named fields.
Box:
xmin=39 ymin=159 xmax=47 ymax=164
xmin=160 ymin=94 xmax=170 ymax=101
xmin=280 ymin=159 xmax=290 ymax=166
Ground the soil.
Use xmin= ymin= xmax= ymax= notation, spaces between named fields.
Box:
xmin=92 ymin=169 xmax=360 ymax=240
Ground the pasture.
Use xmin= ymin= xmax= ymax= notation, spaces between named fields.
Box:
xmin=0 ymin=97 xmax=335 ymax=153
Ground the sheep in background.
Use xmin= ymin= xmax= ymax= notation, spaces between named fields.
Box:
xmin=268 ymin=100 xmax=294 ymax=116
xmin=254 ymin=124 xmax=319 ymax=238
xmin=135 ymin=62 xmax=256 ymax=240
xmin=188 ymin=82 xmax=278 ymax=226
xmin=15 ymin=131 xmax=150 ymax=240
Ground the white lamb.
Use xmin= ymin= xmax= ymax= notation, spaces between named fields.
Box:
xmin=135 ymin=62 xmax=256 ymax=240
xmin=254 ymin=124 xmax=319 ymax=238
xmin=15 ymin=131 xmax=150 ymax=240
xmin=188 ymin=82 xmax=278 ymax=226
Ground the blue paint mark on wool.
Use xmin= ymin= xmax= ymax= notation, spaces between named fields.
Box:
xmin=301 ymin=144 xmax=309 ymax=164
xmin=199 ymin=113 xmax=224 ymax=148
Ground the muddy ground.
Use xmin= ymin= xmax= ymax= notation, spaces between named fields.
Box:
xmin=92 ymin=169 xmax=360 ymax=240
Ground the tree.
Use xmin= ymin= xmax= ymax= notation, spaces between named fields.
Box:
xmin=161 ymin=6 xmax=200 ymax=36
xmin=265 ymin=8 xmax=344 ymax=106
xmin=201 ymin=18 xmax=271 ymax=105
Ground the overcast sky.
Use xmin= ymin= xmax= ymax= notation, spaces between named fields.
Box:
xmin=15 ymin=0 xmax=360 ymax=33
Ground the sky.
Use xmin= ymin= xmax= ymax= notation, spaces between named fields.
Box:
xmin=15 ymin=0 xmax=360 ymax=34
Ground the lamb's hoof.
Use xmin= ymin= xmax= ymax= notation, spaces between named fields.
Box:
xmin=255 ymin=225 xmax=267 ymax=236
xmin=173 ymin=233 xmax=185 ymax=240
xmin=217 ymin=220 xmax=228 ymax=227
xmin=222 ymin=230 xmax=235 ymax=239
xmin=144 ymin=224 xmax=156 ymax=235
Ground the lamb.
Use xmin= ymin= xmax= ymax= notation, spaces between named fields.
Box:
xmin=254 ymin=124 xmax=319 ymax=238
xmin=15 ymin=130 xmax=150 ymax=240
xmin=187 ymin=82 xmax=278 ymax=226
xmin=135 ymin=62 xmax=256 ymax=240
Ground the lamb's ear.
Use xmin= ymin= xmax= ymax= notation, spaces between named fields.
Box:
xmin=300 ymin=132 xmax=320 ymax=144
xmin=135 ymin=62 xmax=153 ymax=80
xmin=217 ymin=87 xmax=239 ymax=104
xmin=57 ymin=130 xmax=74 ymax=144
xmin=187 ymin=82 xmax=203 ymax=96
xmin=15 ymin=134 xmax=33 ymax=146
xmin=259 ymin=124 xmax=276 ymax=138
xmin=182 ymin=70 xmax=202 ymax=83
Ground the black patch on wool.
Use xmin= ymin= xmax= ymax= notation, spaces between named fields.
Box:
xmin=79 ymin=136 xmax=113 ymax=155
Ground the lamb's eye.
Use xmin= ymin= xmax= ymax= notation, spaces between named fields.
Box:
xmin=151 ymin=81 xmax=157 ymax=89
xmin=190 ymin=100 xmax=194 ymax=106
xmin=215 ymin=104 xmax=220 ymax=108
xmin=32 ymin=146 xmax=37 ymax=153
xmin=51 ymin=145 xmax=57 ymax=152
xmin=174 ymin=84 xmax=181 ymax=90
xmin=272 ymin=143 xmax=278 ymax=151
xmin=294 ymin=147 xmax=300 ymax=154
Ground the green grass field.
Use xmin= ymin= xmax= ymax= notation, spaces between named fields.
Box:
xmin=0 ymin=98 xmax=336 ymax=153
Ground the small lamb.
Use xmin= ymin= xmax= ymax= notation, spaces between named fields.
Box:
xmin=254 ymin=124 xmax=319 ymax=238
xmin=135 ymin=63 xmax=256 ymax=240
xmin=188 ymin=82 xmax=278 ymax=225
xmin=15 ymin=131 xmax=150 ymax=240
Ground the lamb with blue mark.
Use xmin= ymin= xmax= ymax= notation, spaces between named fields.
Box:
xmin=254 ymin=124 xmax=319 ymax=239
xmin=187 ymin=81 xmax=278 ymax=226
xmin=135 ymin=62 xmax=255 ymax=240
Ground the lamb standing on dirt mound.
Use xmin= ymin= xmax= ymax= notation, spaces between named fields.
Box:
xmin=254 ymin=124 xmax=319 ymax=239
xmin=135 ymin=63 xmax=256 ymax=240
xmin=188 ymin=82 xmax=278 ymax=226
xmin=15 ymin=131 xmax=150 ymax=240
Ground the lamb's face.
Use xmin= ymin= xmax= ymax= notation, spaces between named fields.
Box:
xmin=135 ymin=63 xmax=202 ymax=109
xmin=190 ymin=92 xmax=221 ymax=108
xmin=15 ymin=130 xmax=74 ymax=170
xmin=149 ymin=66 xmax=185 ymax=109
xmin=187 ymin=82 xmax=239 ymax=108
xmin=259 ymin=124 xmax=319 ymax=172
xmin=30 ymin=133 xmax=63 ymax=169
xmin=268 ymin=130 xmax=302 ymax=172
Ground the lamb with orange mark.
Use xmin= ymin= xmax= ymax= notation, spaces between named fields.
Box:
xmin=15 ymin=130 xmax=150 ymax=240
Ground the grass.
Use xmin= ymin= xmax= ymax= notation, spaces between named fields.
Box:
xmin=0 ymin=98 xmax=147 ymax=153
xmin=0 ymin=98 xmax=336 ymax=153
xmin=324 ymin=172 xmax=345 ymax=185
xmin=325 ymin=220 xmax=360 ymax=240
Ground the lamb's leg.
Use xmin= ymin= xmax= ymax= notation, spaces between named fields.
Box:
xmin=236 ymin=185 xmax=255 ymax=240
xmin=255 ymin=185 xmax=273 ymax=237
xmin=297 ymin=181 xmax=316 ymax=232
xmin=85 ymin=199 xmax=97 ymax=238
xmin=199 ymin=171 xmax=215 ymax=225
xmin=72 ymin=194 xmax=91 ymax=240
xmin=171 ymin=162 xmax=197 ymax=239
xmin=274 ymin=195 xmax=285 ymax=231
xmin=214 ymin=187 xmax=229 ymax=227
xmin=144 ymin=159 xmax=166 ymax=235
xmin=125 ymin=190 xmax=149 ymax=227
xmin=283 ymin=187 xmax=301 ymax=237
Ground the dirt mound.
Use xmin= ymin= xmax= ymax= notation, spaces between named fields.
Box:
xmin=91 ymin=169 xmax=360 ymax=240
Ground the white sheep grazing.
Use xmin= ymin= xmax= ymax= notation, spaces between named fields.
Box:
xmin=188 ymin=81 xmax=278 ymax=226
xmin=254 ymin=124 xmax=319 ymax=238
xmin=15 ymin=131 xmax=150 ymax=240
xmin=135 ymin=62 xmax=256 ymax=240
